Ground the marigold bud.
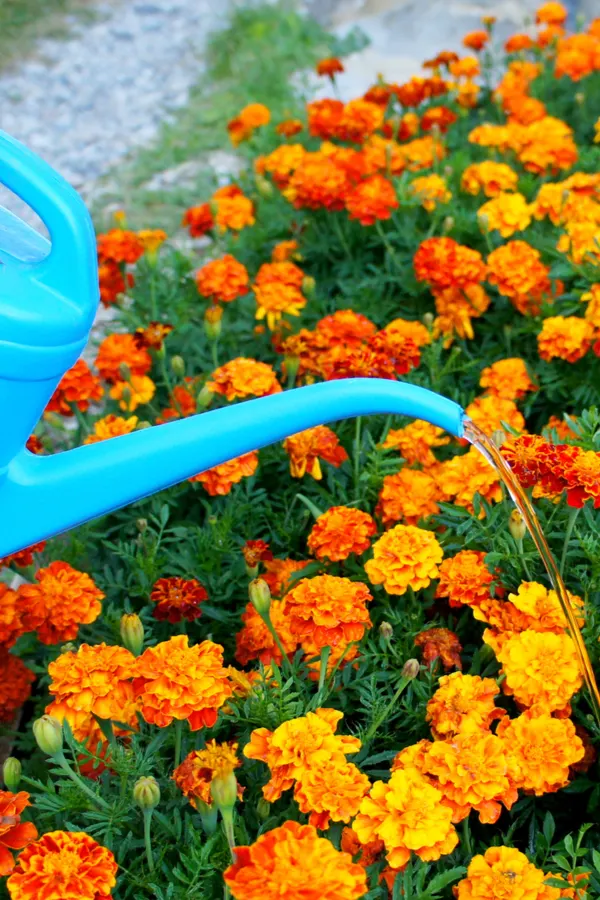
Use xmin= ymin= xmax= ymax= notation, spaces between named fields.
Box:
xmin=120 ymin=613 xmax=145 ymax=656
xmin=257 ymin=797 xmax=271 ymax=820
xmin=133 ymin=776 xmax=161 ymax=810
xmin=33 ymin=715 xmax=63 ymax=756
xmin=118 ymin=362 xmax=132 ymax=381
xmin=490 ymin=429 xmax=506 ymax=448
xmin=171 ymin=355 xmax=185 ymax=378
xmin=210 ymin=770 xmax=238 ymax=812
xmin=137 ymin=518 xmax=148 ymax=533
xmin=136 ymin=421 xmax=152 ymax=430
xmin=302 ymin=275 xmax=316 ymax=298
xmin=402 ymin=658 xmax=420 ymax=680
xmin=509 ymin=509 xmax=527 ymax=542
xmin=284 ymin=354 xmax=300 ymax=384
xmin=442 ymin=216 xmax=455 ymax=233
xmin=2 ymin=757 xmax=21 ymax=791
xmin=197 ymin=385 xmax=214 ymax=411
xmin=249 ymin=578 xmax=271 ymax=618
xmin=255 ymin=174 xmax=274 ymax=197
xmin=422 ymin=312 xmax=434 ymax=330
xmin=204 ymin=305 xmax=223 ymax=341
xmin=575 ymin=92 xmax=585 ymax=105
xmin=379 ymin=621 xmax=393 ymax=640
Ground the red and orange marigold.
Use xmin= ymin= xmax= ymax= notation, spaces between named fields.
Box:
xmin=0 ymin=652 xmax=35 ymax=724
xmin=283 ymin=426 xmax=348 ymax=479
xmin=307 ymin=506 xmax=377 ymax=561
xmin=195 ymin=255 xmax=250 ymax=304
xmin=435 ymin=550 xmax=493 ymax=611
xmin=173 ymin=741 xmax=242 ymax=809
xmin=150 ymin=576 xmax=208 ymax=623
xmin=235 ymin=600 xmax=298 ymax=666
xmin=45 ymin=359 xmax=103 ymax=417
xmin=426 ymin=671 xmax=505 ymax=739
xmin=95 ymin=333 xmax=152 ymax=384
xmin=0 ymin=792 xmax=37 ymax=876
xmin=18 ymin=561 xmax=104 ymax=645
xmin=190 ymin=452 xmax=259 ymax=496
xmin=207 ymin=358 xmax=282 ymax=401
xmin=283 ymin=574 xmax=373 ymax=650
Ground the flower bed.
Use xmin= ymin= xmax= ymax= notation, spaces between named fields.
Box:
xmin=2 ymin=2 xmax=600 ymax=898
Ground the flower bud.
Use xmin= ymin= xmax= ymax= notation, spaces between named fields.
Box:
xmin=114 ymin=209 xmax=127 ymax=227
xmin=33 ymin=715 xmax=63 ymax=756
xmin=379 ymin=621 xmax=393 ymax=641
xmin=170 ymin=355 xmax=185 ymax=378
xmin=490 ymin=429 xmax=506 ymax=449
xmin=509 ymin=509 xmax=527 ymax=543
xmin=2 ymin=757 xmax=21 ymax=791
xmin=210 ymin=770 xmax=238 ymax=812
xmin=60 ymin=642 xmax=77 ymax=654
xmin=255 ymin=174 xmax=274 ymax=197
xmin=284 ymin=354 xmax=300 ymax=384
xmin=257 ymin=797 xmax=271 ymax=820
xmin=575 ymin=92 xmax=585 ymax=105
xmin=133 ymin=776 xmax=161 ymax=810
xmin=118 ymin=362 xmax=132 ymax=382
xmin=135 ymin=421 xmax=152 ymax=430
xmin=402 ymin=658 xmax=420 ymax=680
xmin=249 ymin=578 xmax=271 ymax=618
xmin=422 ymin=312 xmax=434 ymax=330
xmin=302 ymin=275 xmax=316 ymax=298
xmin=120 ymin=613 xmax=145 ymax=656
xmin=137 ymin=518 xmax=148 ymax=533
xmin=197 ymin=385 xmax=214 ymax=410
xmin=442 ymin=215 xmax=454 ymax=233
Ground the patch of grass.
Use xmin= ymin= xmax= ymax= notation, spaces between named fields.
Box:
xmin=0 ymin=0 xmax=105 ymax=73
xmin=94 ymin=1 xmax=366 ymax=231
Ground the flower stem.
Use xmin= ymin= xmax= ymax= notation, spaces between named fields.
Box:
xmin=143 ymin=809 xmax=155 ymax=873
xmin=516 ymin=537 xmax=532 ymax=581
xmin=263 ymin=612 xmax=295 ymax=680
xmin=560 ymin=507 xmax=580 ymax=579
xmin=354 ymin=416 xmax=362 ymax=492
xmin=54 ymin=754 xmax=110 ymax=809
xmin=222 ymin=808 xmax=236 ymax=862
xmin=174 ymin=720 xmax=184 ymax=769
xmin=363 ymin=675 xmax=411 ymax=743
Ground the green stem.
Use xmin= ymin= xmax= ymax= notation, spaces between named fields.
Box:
xmin=70 ymin=403 xmax=91 ymax=437
xmin=174 ymin=720 xmax=184 ymax=769
xmin=560 ymin=507 xmax=580 ymax=579
xmin=333 ymin=215 xmax=352 ymax=259
xmin=54 ymin=754 xmax=110 ymax=810
xmin=211 ymin=339 xmax=220 ymax=369
xmin=516 ymin=537 xmax=532 ymax=581
xmin=222 ymin=809 xmax=236 ymax=862
xmin=375 ymin=220 xmax=401 ymax=269
xmin=143 ymin=808 xmax=155 ymax=873
xmin=150 ymin=268 xmax=158 ymax=321
xmin=363 ymin=676 xmax=411 ymax=743
xmin=354 ymin=415 xmax=362 ymax=492
xmin=263 ymin=612 xmax=295 ymax=680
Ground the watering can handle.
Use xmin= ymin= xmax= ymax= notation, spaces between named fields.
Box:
xmin=0 ymin=130 xmax=97 ymax=317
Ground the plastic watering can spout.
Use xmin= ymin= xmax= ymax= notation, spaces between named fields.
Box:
xmin=0 ymin=132 xmax=465 ymax=558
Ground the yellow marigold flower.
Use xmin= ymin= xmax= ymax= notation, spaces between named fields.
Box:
xmin=223 ymin=820 xmax=368 ymax=900
xmin=283 ymin=426 xmax=348 ymax=479
xmin=307 ymin=506 xmax=377 ymax=562
xmin=83 ymin=414 xmax=139 ymax=444
xmin=507 ymin=581 xmax=584 ymax=633
xmin=537 ymin=316 xmax=594 ymax=363
xmin=365 ymin=524 xmax=443 ymax=596
xmin=354 ymin=767 xmax=458 ymax=869
xmin=426 ymin=672 xmax=505 ymax=739
xmin=465 ymin=394 xmax=526 ymax=436
xmin=455 ymin=846 xmax=556 ymax=900
xmin=435 ymin=446 xmax=502 ymax=513
xmin=254 ymin=282 xmax=306 ymax=331
xmin=213 ymin=190 xmax=255 ymax=232
xmin=133 ymin=634 xmax=232 ymax=730
xmin=461 ymin=161 xmax=519 ymax=197
xmin=433 ymin=283 xmax=490 ymax=347
xmin=409 ymin=174 xmax=452 ymax=211
xmin=137 ymin=228 xmax=167 ymax=255
xmin=435 ymin=549 xmax=493 ymax=611
xmin=382 ymin=419 xmax=448 ymax=467
xmin=423 ymin=731 xmax=517 ymax=824
xmin=109 ymin=375 xmax=155 ymax=412
xmin=376 ymin=469 xmax=441 ymax=526
xmin=557 ymin=219 xmax=600 ymax=265
xmin=391 ymin=739 xmax=432 ymax=774
xmin=282 ymin=573 xmax=373 ymax=649
xmin=492 ymin=629 xmax=582 ymax=714
xmin=294 ymin=760 xmax=371 ymax=830
xmin=173 ymin=741 xmax=242 ymax=808
xmin=582 ymin=283 xmax=600 ymax=327
xmin=469 ymin=122 xmax=514 ymax=151
xmin=383 ymin=318 xmax=432 ymax=349
xmin=478 ymin=192 xmax=532 ymax=237
xmin=256 ymin=144 xmax=306 ymax=188
xmin=479 ymin=358 xmax=537 ymax=400
xmin=18 ymin=561 xmax=104 ymax=646
xmin=497 ymin=711 xmax=584 ymax=796
xmin=207 ymin=358 xmax=282 ymax=401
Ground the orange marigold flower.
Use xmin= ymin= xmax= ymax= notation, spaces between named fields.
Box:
xmin=0 ymin=652 xmax=34 ymax=723
xmin=414 ymin=627 xmax=462 ymax=671
xmin=235 ymin=600 xmax=298 ymax=666
xmin=426 ymin=671 xmax=505 ymax=739
xmin=479 ymin=357 xmax=536 ymax=400
xmin=414 ymin=237 xmax=486 ymax=291
xmin=294 ymin=761 xmax=370 ymax=830
xmin=227 ymin=103 xmax=270 ymax=145
xmin=456 ymin=80 xmax=480 ymax=108
xmin=254 ymin=282 xmax=306 ymax=331
xmin=98 ymin=259 xmax=133 ymax=307
xmin=538 ymin=316 xmax=593 ymax=363
xmin=536 ymin=1 xmax=568 ymax=24
xmin=464 ymin=394 xmax=526 ymax=436
xmin=133 ymin=634 xmax=231 ymax=730
xmin=271 ymin=239 xmax=300 ymax=262
xmin=463 ymin=30 xmax=489 ymax=51
xmin=307 ymin=99 xmax=344 ymax=140
xmin=384 ymin=317 xmax=431 ymax=348
xmin=208 ymin=358 xmax=281 ymax=401
xmin=341 ymin=826 xmax=384 ymax=867
xmin=354 ymin=767 xmax=458 ymax=869
xmin=173 ymin=741 xmax=242 ymax=808
xmin=398 ymin=134 xmax=446 ymax=171
xmin=242 ymin=540 xmax=273 ymax=569
xmin=316 ymin=57 xmax=344 ymax=77
xmin=137 ymin=228 xmax=167 ymax=256
xmin=255 ymin=145 xmax=307 ymax=188
xmin=255 ymin=260 xmax=304 ymax=289
xmin=190 ymin=452 xmax=259 ymax=496
xmin=223 ymin=820 xmax=367 ymax=900
xmin=461 ymin=161 xmax=519 ymax=198
xmin=156 ymin=381 xmax=198 ymax=424
xmin=486 ymin=240 xmax=555 ymax=316
xmin=195 ymin=255 xmax=249 ymax=304
xmin=557 ymin=219 xmax=600 ymax=265
xmin=97 ymin=228 xmax=144 ymax=264
xmin=365 ymin=524 xmax=443 ymax=595
xmin=345 ymin=174 xmax=398 ymax=226
xmin=276 ymin=119 xmax=303 ymax=137
xmin=317 ymin=309 xmax=376 ymax=345
xmin=283 ymin=574 xmax=373 ymax=649
xmin=109 ymin=375 xmax=155 ymax=412
xmin=517 ymin=116 xmax=578 ymax=175
xmin=7 ymin=830 xmax=118 ymax=900
xmin=497 ymin=711 xmax=584 ymax=796
xmin=262 ymin=558 xmax=311 ymax=598
xmin=435 ymin=446 xmax=502 ymax=512
xmin=322 ymin=331 xmax=420 ymax=381
xmin=95 ymin=333 xmax=152 ymax=384
xmin=420 ymin=105 xmax=457 ymax=134
xmin=0 ymin=584 xmax=24 ymax=649
xmin=435 ymin=550 xmax=493 ymax=611
xmin=455 ymin=846 xmax=555 ymax=900
xmin=18 ymin=561 xmax=104 ymax=645
xmin=338 ymin=99 xmax=384 ymax=143
xmin=376 ymin=468 xmax=441 ymax=526
xmin=449 ymin=55 xmax=480 ymax=78
xmin=45 ymin=359 xmax=103 ymax=417
xmin=283 ymin=425 xmax=348 ymax=479
xmin=0 ymin=792 xmax=37 ymax=876
xmin=507 ymin=581 xmax=584 ymax=634
xmin=307 ymin=506 xmax=376 ymax=562
xmin=182 ymin=203 xmax=214 ymax=237
xmin=382 ymin=419 xmax=447 ymax=467
xmin=478 ymin=192 xmax=532 ymax=237
xmin=150 ymin=576 xmax=208 ymax=623
xmin=133 ymin=321 xmax=173 ymax=351
xmin=432 ymin=283 xmax=491 ymax=346
xmin=83 ymin=414 xmax=138 ymax=444
xmin=409 ymin=173 xmax=451 ymax=211
xmin=0 ymin=541 xmax=45 ymax=571
xmin=505 ymin=33 xmax=535 ymax=52
xmin=284 ymin=153 xmax=349 ymax=211
xmin=214 ymin=193 xmax=255 ymax=233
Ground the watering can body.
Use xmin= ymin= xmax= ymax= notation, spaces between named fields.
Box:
xmin=0 ymin=131 xmax=465 ymax=558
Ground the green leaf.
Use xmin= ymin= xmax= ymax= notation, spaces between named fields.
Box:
xmin=424 ymin=867 xmax=467 ymax=895
xmin=543 ymin=812 xmax=555 ymax=846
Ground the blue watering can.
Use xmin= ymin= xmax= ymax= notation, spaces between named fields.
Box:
xmin=0 ymin=131 xmax=465 ymax=558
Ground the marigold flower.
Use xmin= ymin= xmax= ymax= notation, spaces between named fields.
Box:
xmin=377 ymin=468 xmax=441 ymax=525
xmin=0 ymin=584 xmax=24 ymax=649
xmin=173 ymin=741 xmax=241 ymax=808
xmin=537 ymin=1 xmax=568 ymax=24
xmin=486 ymin=240 xmax=555 ymax=316
xmin=398 ymin=135 xmax=446 ymax=171
xmin=497 ymin=711 xmax=584 ymax=796
xmin=344 ymin=174 xmax=398 ymax=225
xmin=307 ymin=99 xmax=344 ymax=139
xmin=426 ymin=671 xmax=505 ymax=739
xmin=414 ymin=627 xmax=462 ymax=671
xmin=195 ymin=255 xmax=249 ymax=304
xmin=190 ymin=452 xmax=259 ymax=496
xmin=7 ymin=830 xmax=118 ymax=900
xmin=461 ymin=161 xmax=519 ymax=198
xmin=432 ymin=283 xmax=490 ymax=346
xmin=0 ymin=541 xmax=45 ymax=571
xmin=271 ymin=239 xmax=300 ymax=262
xmin=538 ymin=316 xmax=593 ymax=363
xmin=0 ymin=792 xmax=37 ymax=876
xmin=449 ymin=55 xmax=480 ymax=78
xmin=411 ymin=174 xmax=452 ymax=212
xmin=262 ymin=558 xmax=311 ymax=597
xmin=294 ymin=761 xmax=370 ymax=830
xmin=255 ymin=144 xmax=306 ymax=188
xmin=355 ymin=767 xmax=458 ymax=869
xmin=435 ymin=446 xmax=502 ymax=512
xmin=156 ymin=382 xmax=197 ymax=424
xmin=95 ymin=333 xmax=152 ymax=383
xmin=414 ymin=236 xmax=486 ymax=291
xmin=227 ymin=103 xmax=270 ymax=145
xmin=463 ymin=30 xmax=489 ymax=51
xmin=435 ymin=550 xmax=493 ymax=611
xmin=224 ymin=820 xmax=367 ymax=900
xmin=83 ymin=414 xmax=138 ymax=444
xmin=307 ymin=506 xmax=377 ymax=561
xmin=455 ymin=846 xmax=554 ymax=900
xmin=242 ymin=540 xmax=273 ymax=570
xmin=507 ymin=581 xmax=584 ymax=634
xmin=420 ymin=105 xmax=457 ymax=133
xmin=382 ymin=419 xmax=447 ymax=467
xmin=149 ymin=576 xmax=208 ymax=623
xmin=284 ymin=153 xmax=349 ymax=211
xmin=45 ymin=359 xmax=103 ymax=417
xmin=316 ymin=57 xmax=344 ymax=77
xmin=323 ymin=331 xmax=420 ymax=380
xmin=464 ymin=394 xmax=526 ymax=436
xmin=214 ymin=193 xmax=255 ymax=233
xmin=109 ymin=375 xmax=155 ymax=412
xmin=207 ymin=358 xmax=281 ymax=401
xmin=517 ymin=116 xmax=578 ymax=175
xmin=235 ymin=600 xmax=298 ymax=666
xmin=276 ymin=118 xmax=303 ymax=137
xmin=133 ymin=634 xmax=231 ymax=730
xmin=283 ymin=425 xmax=348 ymax=479
xmin=365 ymin=524 xmax=443 ymax=595
xmin=557 ymin=219 xmax=600 ymax=265
xmin=338 ymin=99 xmax=384 ymax=143
xmin=505 ymin=33 xmax=535 ymax=52
xmin=254 ymin=282 xmax=306 ymax=330
xmin=479 ymin=357 xmax=536 ymax=400
xmin=341 ymin=827 xmax=384 ymax=867
xmin=283 ymin=573 xmax=373 ymax=650
xmin=0 ymin=652 xmax=34 ymax=723
xmin=479 ymin=192 xmax=532 ymax=237
xmin=98 ymin=260 xmax=133 ymax=306
xmin=182 ymin=203 xmax=215 ymax=237
xmin=97 ymin=228 xmax=144 ymax=264
xmin=18 ymin=561 xmax=104 ymax=645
